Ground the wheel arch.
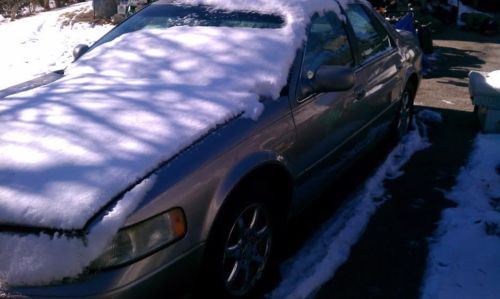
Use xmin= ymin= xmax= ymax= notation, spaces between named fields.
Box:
xmin=201 ymin=152 xmax=294 ymax=242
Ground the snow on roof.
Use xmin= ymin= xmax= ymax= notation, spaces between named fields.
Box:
xmin=0 ymin=0 xmax=351 ymax=286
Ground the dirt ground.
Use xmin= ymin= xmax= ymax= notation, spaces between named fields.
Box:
xmin=416 ymin=28 xmax=500 ymax=112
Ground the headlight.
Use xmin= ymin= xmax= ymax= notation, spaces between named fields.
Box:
xmin=91 ymin=208 xmax=186 ymax=270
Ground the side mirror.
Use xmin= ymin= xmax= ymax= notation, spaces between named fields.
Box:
xmin=312 ymin=65 xmax=355 ymax=93
xmin=73 ymin=44 xmax=90 ymax=61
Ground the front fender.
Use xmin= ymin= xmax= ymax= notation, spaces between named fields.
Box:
xmin=200 ymin=151 xmax=291 ymax=240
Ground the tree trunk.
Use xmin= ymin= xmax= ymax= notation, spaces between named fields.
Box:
xmin=38 ymin=0 xmax=50 ymax=10
xmin=93 ymin=0 xmax=118 ymax=18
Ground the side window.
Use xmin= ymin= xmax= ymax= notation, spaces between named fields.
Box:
xmin=344 ymin=4 xmax=392 ymax=63
xmin=300 ymin=12 xmax=353 ymax=99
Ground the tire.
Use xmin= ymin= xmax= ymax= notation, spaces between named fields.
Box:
xmin=394 ymin=83 xmax=415 ymax=139
xmin=198 ymin=181 xmax=280 ymax=299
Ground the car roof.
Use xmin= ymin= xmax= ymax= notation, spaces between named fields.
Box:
xmin=151 ymin=0 xmax=369 ymax=18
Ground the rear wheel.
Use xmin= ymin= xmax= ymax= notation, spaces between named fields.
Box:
xmin=395 ymin=83 xmax=415 ymax=138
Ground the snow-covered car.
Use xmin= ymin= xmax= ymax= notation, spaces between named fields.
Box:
xmin=0 ymin=0 xmax=422 ymax=297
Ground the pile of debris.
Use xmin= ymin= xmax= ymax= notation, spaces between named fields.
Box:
xmin=369 ymin=0 xmax=499 ymax=35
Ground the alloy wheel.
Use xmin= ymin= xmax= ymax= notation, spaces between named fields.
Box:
xmin=222 ymin=203 xmax=272 ymax=296
xmin=396 ymin=87 xmax=413 ymax=137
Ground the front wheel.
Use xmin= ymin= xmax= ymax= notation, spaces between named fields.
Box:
xmin=222 ymin=203 xmax=273 ymax=296
xmin=199 ymin=186 xmax=279 ymax=298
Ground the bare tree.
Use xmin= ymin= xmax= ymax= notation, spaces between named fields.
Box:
xmin=35 ymin=0 xmax=50 ymax=10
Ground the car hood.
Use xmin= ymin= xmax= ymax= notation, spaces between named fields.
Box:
xmin=0 ymin=25 xmax=297 ymax=231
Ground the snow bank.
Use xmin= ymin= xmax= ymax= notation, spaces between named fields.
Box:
xmin=0 ymin=0 xmax=339 ymax=286
xmin=421 ymin=134 xmax=500 ymax=299
xmin=0 ymin=1 xmax=112 ymax=90
xmin=271 ymin=110 xmax=441 ymax=299
xmin=485 ymin=70 xmax=500 ymax=89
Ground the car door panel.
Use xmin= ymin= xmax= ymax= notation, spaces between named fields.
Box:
xmin=286 ymin=9 xmax=369 ymax=205
xmin=289 ymin=2 xmax=408 ymax=207
xmin=344 ymin=3 xmax=404 ymax=124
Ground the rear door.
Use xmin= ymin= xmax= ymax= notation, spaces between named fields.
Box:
xmin=342 ymin=2 xmax=403 ymax=124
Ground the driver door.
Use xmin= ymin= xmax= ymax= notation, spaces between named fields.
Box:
xmin=288 ymin=10 xmax=367 ymax=181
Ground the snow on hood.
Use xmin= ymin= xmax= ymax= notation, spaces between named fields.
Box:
xmin=0 ymin=0 xmax=341 ymax=286
xmin=0 ymin=0 xmax=338 ymax=231
xmin=0 ymin=25 xmax=292 ymax=231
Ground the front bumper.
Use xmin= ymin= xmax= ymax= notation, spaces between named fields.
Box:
xmin=7 ymin=243 xmax=205 ymax=298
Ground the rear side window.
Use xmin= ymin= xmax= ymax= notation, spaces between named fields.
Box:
xmin=344 ymin=4 xmax=392 ymax=63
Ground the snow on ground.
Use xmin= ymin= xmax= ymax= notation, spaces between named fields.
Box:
xmin=271 ymin=110 xmax=443 ymax=299
xmin=421 ymin=134 xmax=500 ymax=299
xmin=0 ymin=0 xmax=340 ymax=287
xmin=0 ymin=1 xmax=113 ymax=90
xmin=485 ymin=70 xmax=500 ymax=89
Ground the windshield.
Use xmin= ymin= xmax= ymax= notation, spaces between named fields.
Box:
xmin=91 ymin=4 xmax=285 ymax=50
